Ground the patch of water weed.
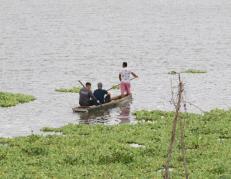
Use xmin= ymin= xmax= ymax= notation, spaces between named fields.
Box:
xmin=0 ymin=150 xmax=7 ymax=161
xmin=168 ymin=71 xmax=178 ymax=75
xmin=111 ymin=84 xmax=120 ymax=90
xmin=41 ymin=127 xmax=62 ymax=133
xmin=22 ymin=145 xmax=48 ymax=156
xmin=219 ymin=174 xmax=231 ymax=179
xmin=98 ymin=147 xmax=135 ymax=165
xmin=0 ymin=109 xmax=230 ymax=178
xmin=41 ymin=132 xmax=63 ymax=137
xmin=0 ymin=92 xmax=36 ymax=107
xmin=0 ymin=143 xmax=9 ymax=148
xmin=182 ymin=69 xmax=207 ymax=74
xmin=55 ymin=86 xmax=81 ymax=93
xmin=168 ymin=69 xmax=207 ymax=75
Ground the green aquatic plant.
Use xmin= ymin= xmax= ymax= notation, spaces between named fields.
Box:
xmin=111 ymin=84 xmax=120 ymax=90
xmin=182 ymin=69 xmax=207 ymax=74
xmin=55 ymin=86 xmax=81 ymax=93
xmin=41 ymin=127 xmax=60 ymax=132
xmin=0 ymin=109 xmax=230 ymax=178
xmin=168 ymin=71 xmax=178 ymax=75
xmin=0 ymin=92 xmax=36 ymax=107
xmin=168 ymin=69 xmax=207 ymax=75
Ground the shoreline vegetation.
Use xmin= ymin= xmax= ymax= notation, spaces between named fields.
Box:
xmin=168 ymin=69 xmax=207 ymax=75
xmin=55 ymin=86 xmax=81 ymax=93
xmin=0 ymin=109 xmax=230 ymax=178
xmin=0 ymin=92 xmax=36 ymax=107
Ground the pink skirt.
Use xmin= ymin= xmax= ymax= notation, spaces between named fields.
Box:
xmin=120 ymin=82 xmax=131 ymax=95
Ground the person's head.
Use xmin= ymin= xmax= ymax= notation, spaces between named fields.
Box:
xmin=85 ymin=82 xmax=92 ymax=90
xmin=97 ymin=82 xmax=103 ymax=89
xmin=122 ymin=62 xmax=128 ymax=68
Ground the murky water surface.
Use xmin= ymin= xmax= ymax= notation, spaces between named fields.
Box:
xmin=0 ymin=0 xmax=231 ymax=137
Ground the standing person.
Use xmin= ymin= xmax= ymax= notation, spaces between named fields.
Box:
xmin=94 ymin=82 xmax=111 ymax=104
xmin=119 ymin=62 xmax=138 ymax=96
xmin=79 ymin=82 xmax=98 ymax=106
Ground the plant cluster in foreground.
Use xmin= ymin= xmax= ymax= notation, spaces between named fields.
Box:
xmin=55 ymin=86 xmax=81 ymax=93
xmin=0 ymin=110 xmax=230 ymax=178
xmin=0 ymin=92 xmax=36 ymax=107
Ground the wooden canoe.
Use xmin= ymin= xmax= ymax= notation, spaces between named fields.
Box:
xmin=73 ymin=95 xmax=132 ymax=113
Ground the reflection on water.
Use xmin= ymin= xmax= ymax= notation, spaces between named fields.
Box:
xmin=118 ymin=103 xmax=132 ymax=124
xmin=79 ymin=110 xmax=111 ymax=124
xmin=79 ymin=99 xmax=133 ymax=124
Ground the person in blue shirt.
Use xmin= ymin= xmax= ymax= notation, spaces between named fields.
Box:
xmin=94 ymin=82 xmax=111 ymax=104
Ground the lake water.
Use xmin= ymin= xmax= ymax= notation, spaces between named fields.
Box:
xmin=0 ymin=0 xmax=231 ymax=137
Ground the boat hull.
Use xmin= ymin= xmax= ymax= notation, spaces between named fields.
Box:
xmin=73 ymin=95 xmax=132 ymax=113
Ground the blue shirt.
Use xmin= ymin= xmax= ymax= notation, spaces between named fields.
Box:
xmin=93 ymin=89 xmax=108 ymax=104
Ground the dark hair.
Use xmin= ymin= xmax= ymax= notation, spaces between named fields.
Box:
xmin=86 ymin=82 xmax=91 ymax=86
xmin=123 ymin=62 xmax=127 ymax=67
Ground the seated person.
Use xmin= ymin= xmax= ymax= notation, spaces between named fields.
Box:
xmin=94 ymin=82 xmax=111 ymax=104
xmin=79 ymin=82 xmax=98 ymax=106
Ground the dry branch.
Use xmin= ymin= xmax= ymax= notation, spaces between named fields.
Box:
xmin=163 ymin=74 xmax=184 ymax=179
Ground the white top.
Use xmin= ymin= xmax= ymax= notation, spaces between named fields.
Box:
xmin=120 ymin=67 xmax=132 ymax=83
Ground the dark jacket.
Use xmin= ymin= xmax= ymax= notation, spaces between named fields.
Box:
xmin=79 ymin=87 xmax=97 ymax=106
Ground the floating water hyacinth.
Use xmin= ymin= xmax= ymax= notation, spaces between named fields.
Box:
xmin=0 ymin=91 xmax=36 ymax=107
xmin=182 ymin=69 xmax=207 ymax=74
xmin=55 ymin=86 xmax=81 ymax=93
xmin=0 ymin=109 xmax=230 ymax=178
xmin=168 ymin=71 xmax=178 ymax=75
xmin=168 ymin=69 xmax=207 ymax=75
xmin=111 ymin=84 xmax=120 ymax=90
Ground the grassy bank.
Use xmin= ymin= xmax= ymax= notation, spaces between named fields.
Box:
xmin=0 ymin=110 xmax=230 ymax=178
xmin=0 ymin=92 xmax=36 ymax=107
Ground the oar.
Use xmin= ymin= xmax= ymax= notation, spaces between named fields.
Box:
xmin=78 ymin=80 xmax=85 ymax=88
xmin=107 ymin=77 xmax=137 ymax=91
